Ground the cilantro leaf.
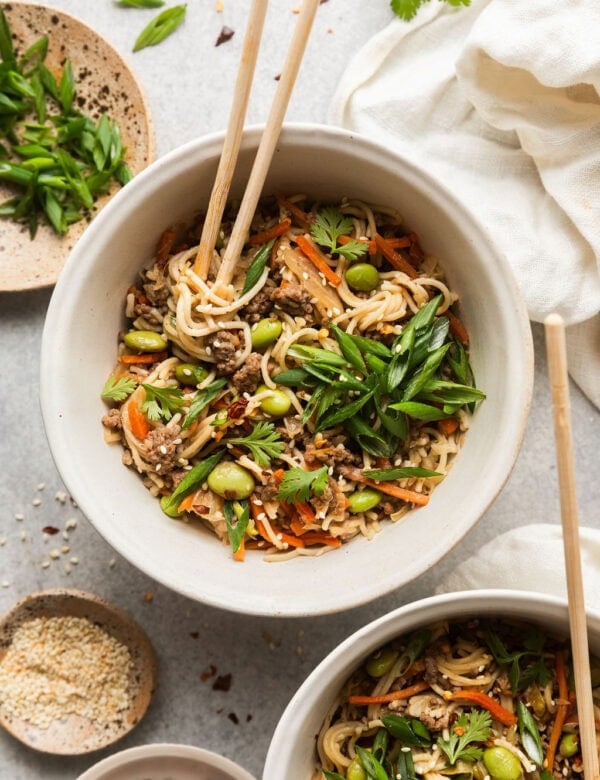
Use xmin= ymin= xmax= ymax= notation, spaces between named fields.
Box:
xmin=228 ymin=422 xmax=285 ymax=468
xmin=437 ymin=709 xmax=491 ymax=766
xmin=101 ymin=376 xmax=136 ymax=402
xmin=484 ymin=625 xmax=550 ymax=692
xmin=310 ymin=207 xmax=367 ymax=262
xmin=277 ymin=465 xmax=328 ymax=504
xmin=223 ymin=500 xmax=250 ymax=554
xmin=141 ymin=383 xmax=185 ymax=421
xmin=391 ymin=0 xmax=470 ymax=21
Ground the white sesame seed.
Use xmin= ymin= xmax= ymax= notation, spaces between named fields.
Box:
xmin=108 ymin=559 xmax=116 ymax=569
xmin=41 ymin=561 xmax=50 ymax=569
xmin=70 ymin=557 xmax=79 ymax=566
xmin=64 ymin=564 xmax=72 ymax=575
xmin=55 ymin=491 xmax=67 ymax=504
xmin=36 ymin=482 xmax=46 ymax=491
xmin=49 ymin=549 xmax=60 ymax=560
xmin=1 ymin=581 xmax=10 ymax=588
xmin=0 ymin=538 xmax=7 ymax=547
xmin=62 ymin=532 xmax=69 ymax=541
xmin=15 ymin=513 xmax=24 ymax=522
xmin=32 ymin=499 xmax=41 ymax=507
xmin=65 ymin=518 xmax=77 ymax=530
xmin=61 ymin=546 xmax=70 ymax=554
xmin=20 ymin=531 xmax=27 ymax=542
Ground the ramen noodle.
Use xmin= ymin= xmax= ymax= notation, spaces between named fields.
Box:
xmin=101 ymin=194 xmax=484 ymax=561
xmin=314 ymin=618 xmax=600 ymax=779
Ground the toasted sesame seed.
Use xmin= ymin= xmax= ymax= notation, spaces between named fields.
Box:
xmin=15 ymin=513 xmax=24 ymax=522
xmin=55 ymin=491 xmax=67 ymax=503
xmin=32 ymin=499 xmax=41 ymax=507
xmin=36 ymin=482 xmax=46 ymax=491
xmin=49 ymin=549 xmax=60 ymax=560
xmin=61 ymin=546 xmax=70 ymax=554
xmin=65 ymin=518 xmax=77 ymax=530
xmin=41 ymin=561 xmax=50 ymax=569
xmin=69 ymin=557 xmax=79 ymax=565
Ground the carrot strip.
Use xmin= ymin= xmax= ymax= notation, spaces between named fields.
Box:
xmin=177 ymin=493 xmax=196 ymax=512
xmin=338 ymin=234 xmax=376 ymax=255
xmin=442 ymin=690 xmax=517 ymax=727
xmin=248 ymin=217 xmax=291 ymax=246
xmin=156 ymin=227 xmax=177 ymax=268
xmin=128 ymin=402 xmax=149 ymax=441
xmin=349 ymin=680 xmax=430 ymax=706
xmin=362 ymin=478 xmax=429 ymax=506
xmin=233 ymin=537 xmax=245 ymax=562
xmin=447 ymin=310 xmax=470 ymax=345
xmin=373 ymin=233 xmax=418 ymax=279
xmin=438 ymin=418 xmax=459 ymax=436
xmin=301 ymin=532 xmax=342 ymax=548
xmin=295 ymin=234 xmax=342 ymax=287
xmin=294 ymin=501 xmax=316 ymax=526
xmin=289 ymin=517 xmax=308 ymax=537
xmin=387 ymin=236 xmax=412 ymax=250
xmin=275 ymin=193 xmax=311 ymax=228
xmin=545 ymin=651 xmax=569 ymax=772
xmin=119 ymin=351 xmax=168 ymax=365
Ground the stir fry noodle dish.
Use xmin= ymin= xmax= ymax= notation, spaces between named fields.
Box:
xmin=315 ymin=618 xmax=599 ymax=779
xmin=101 ymin=194 xmax=485 ymax=561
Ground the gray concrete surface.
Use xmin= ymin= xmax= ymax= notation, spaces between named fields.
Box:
xmin=1 ymin=2 xmax=599 ymax=778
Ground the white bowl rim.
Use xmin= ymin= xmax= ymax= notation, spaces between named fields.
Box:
xmin=264 ymin=588 xmax=600 ymax=777
xmin=41 ymin=123 xmax=534 ymax=616
xmin=76 ymin=742 xmax=256 ymax=780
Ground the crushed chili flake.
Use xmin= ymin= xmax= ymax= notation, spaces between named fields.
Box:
xmin=190 ymin=631 xmax=199 ymax=639
xmin=246 ymin=713 xmax=253 ymax=722
xmin=215 ymin=26 xmax=234 ymax=46
xmin=200 ymin=664 xmax=217 ymax=682
xmin=227 ymin=398 xmax=248 ymax=420
xmin=42 ymin=526 xmax=60 ymax=535
xmin=143 ymin=592 xmax=154 ymax=603
xmin=212 ymin=673 xmax=232 ymax=692
xmin=228 ymin=712 xmax=239 ymax=724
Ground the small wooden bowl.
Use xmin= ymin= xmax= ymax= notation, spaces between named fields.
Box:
xmin=0 ymin=589 xmax=157 ymax=755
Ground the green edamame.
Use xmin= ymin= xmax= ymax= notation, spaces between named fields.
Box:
xmin=346 ymin=756 xmax=367 ymax=780
xmin=482 ymin=746 xmax=522 ymax=780
xmin=345 ymin=263 xmax=380 ymax=292
xmin=123 ymin=330 xmax=167 ymax=352
xmin=559 ymin=732 xmax=579 ymax=758
xmin=251 ymin=317 xmax=282 ymax=350
xmin=366 ymin=647 xmax=399 ymax=678
xmin=207 ymin=461 xmax=255 ymax=500
xmin=347 ymin=488 xmax=382 ymax=514
xmin=257 ymin=384 xmax=292 ymax=417
xmin=175 ymin=363 xmax=208 ymax=386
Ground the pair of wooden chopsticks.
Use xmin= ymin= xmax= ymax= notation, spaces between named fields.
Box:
xmin=193 ymin=0 xmax=321 ymax=286
xmin=546 ymin=314 xmax=600 ymax=779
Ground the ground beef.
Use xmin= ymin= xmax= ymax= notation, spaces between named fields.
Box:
xmin=304 ymin=443 xmax=361 ymax=467
xmin=142 ymin=424 xmax=182 ymax=475
xmin=270 ymin=284 xmax=314 ymax=321
xmin=311 ymin=478 xmax=347 ymax=523
xmin=241 ymin=288 xmax=275 ymax=323
xmin=133 ymin=302 xmax=163 ymax=326
xmin=337 ymin=464 xmax=364 ymax=483
xmin=143 ymin=273 xmax=170 ymax=306
xmin=423 ymin=654 xmax=451 ymax=690
xmin=232 ymin=352 xmax=263 ymax=394
xmin=206 ymin=330 xmax=242 ymax=375
xmin=101 ymin=408 xmax=122 ymax=431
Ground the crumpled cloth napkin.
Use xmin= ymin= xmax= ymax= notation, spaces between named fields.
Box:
xmin=329 ymin=0 xmax=600 ymax=406
xmin=435 ymin=524 xmax=600 ymax=613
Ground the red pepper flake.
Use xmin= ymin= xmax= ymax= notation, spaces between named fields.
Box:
xmin=227 ymin=398 xmax=248 ymax=420
xmin=246 ymin=713 xmax=253 ymax=722
xmin=228 ymin=712 xmax=239 ymax=724
xmin=42 ymin=526 xmax=60 ymax=535
xmin=200 ymin=664 xmax=217 ymax=682
xmin=215 ymin=26 xmax=234 ymax=46
xmin=212 ymin=673 xmax=232 ymax=692
xmin=190 ymin=631 xmax=199 ymax=639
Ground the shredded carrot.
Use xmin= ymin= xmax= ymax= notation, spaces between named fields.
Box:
xmin=361 ymin=478 xmax=430 ymax=506
xmin=442 ymin=690 xmax=518 ymax=727
xmin=545 ymin=651 xmax=569 ymax=772
xmin=301 ymin=532 xmax=342 ymax=548
xmin=248 ymin=217 xmax=291 ymax=246
xmin=127 ymin=402 xmax=149 ymax=441
xmin=233 ymin=537 xmax=245 ymax=562
xmin=373 ymin=233 xmax=418 ymax=279
xmin=275 ymin=193 xmax=311 ymax=228
xmin=447 ymin=310 xmax=470 ymax=345
xmin=278 ymin=531 xmax=306 ymax=549
xmin=119 ymin=351 xmax=168 ymax=365
xmin=295 ymin=234 xmax=342 ymax=287
xmin=272 ymin=469 xmax=285 ymax=483
xmin=338 ymin=234 xmax=377 ymax=255
xmin=387 ymin=236 xmax=412 ymax=250
xmin=438 ymin=418 xmax=459 ymax=436
xmin=294 ymin=501 xmax=316 ymax=526
xmin=156 ymin=227 xmax=177 ymax=268
xmin=177 ymin=493 xmax=196 ymax=512
xmin=349 ymin=680 xmax=430 ymax=706
xmin=289 ymin=517 xmax=308 ymax=537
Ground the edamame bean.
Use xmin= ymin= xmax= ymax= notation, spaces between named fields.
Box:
xmin=366 ymin=647 xmax=399 ymax=678
xmin=345 ymin=263 xmax=380 ymax=292
xmin=123 ymin=330 xmax=167 ymax=352
xmin=559 ymin=732 xmax=579 ymax=758
xmin=347 ymin=488 xmax=382 ymax=514
xmin=207 ymin=461 xmax=255 ymax=500
xmin=346 ymin=756 xmax=367 ymax=780
xmin=251 ymin=317 xmax=282 ymax=350
xmin=256 ymin=384 xmax=292 ymax=417
xmin=529 ymin=686 xmax=546 ymax=718
xmin=482 ymin=746 xmax=522 ymax=780
xmin=175 ymin=363 xmax=208 ymax=386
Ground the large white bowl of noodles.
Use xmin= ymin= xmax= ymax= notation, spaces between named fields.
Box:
xmin=41 ymin=124 xmax=533 ymax=616
xmin=264 ymin=589 xmax=600 ymax=778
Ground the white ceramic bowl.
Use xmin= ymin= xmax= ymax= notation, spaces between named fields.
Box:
xmin=41 ymin=124 xmax=533 ymax=616
xmin=264 ymin=589 xmax=600 ymax=778
xmin=77 ymin=743 xmax=255 ymax=780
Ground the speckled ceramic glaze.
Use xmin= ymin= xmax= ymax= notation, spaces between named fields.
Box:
xmin=0 ymin=588 xmax=157 ymax=754
xmin=0 ymin=2 xmax=154 ymax=291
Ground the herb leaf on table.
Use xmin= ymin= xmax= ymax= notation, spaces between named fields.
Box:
xmin=391 ymin=0 xmax=471 ymax=22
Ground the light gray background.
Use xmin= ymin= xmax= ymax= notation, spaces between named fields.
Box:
xmin=1 ymin=2 xmax=599 ymax=778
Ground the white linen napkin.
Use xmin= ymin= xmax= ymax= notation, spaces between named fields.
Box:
xmin=329 ymin=0 xmax=600 ymax=404
xmin=436 ymin=524 xmax=600 ymax=613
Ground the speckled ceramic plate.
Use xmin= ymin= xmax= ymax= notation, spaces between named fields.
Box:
xmin=77 ymin=743 xmax=257 ymax=780
xmin=0 ymin=2 xmax=155 ymax=291
xmin=0 ymin=589 xmax=157 ymax=754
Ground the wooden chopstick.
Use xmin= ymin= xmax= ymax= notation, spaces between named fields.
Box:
xmin=193 ymin=0 xmax=269 ymax=279
xmin=215 ymin=0 xmax=321 ymax=286
xmin=545 ymin=313 xmax=600 ymax=780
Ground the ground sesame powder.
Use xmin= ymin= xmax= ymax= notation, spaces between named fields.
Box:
xmin=0 ymin=616 xmax=132 ymax=729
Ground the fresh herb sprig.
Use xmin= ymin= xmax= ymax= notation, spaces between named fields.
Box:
xmin=0 ymin=7 xmax=132 ymax=236
xmin=228 ymin=422 xmax=285 ymax=468
xmin=310 ymin=207 xmax=368 ymax=262
xmin=391 ymin=0 xmax=470 ymax=22
xmin=437 ymin=709 xmax=492 ymax=765
xmin=223 ymin=500 xmax=250 ymax=554
xmin=483 ymin=624 xmax=551 ymax=692
xmin=141 ymin=383 xmax=185 ymax=421
xmin=101 ymin=376 xmax=136 ymax=402
xmin=182 ymin=378 xmax=228 ymax=430
xmin=277 ymin=465 xmax=328 ymax=504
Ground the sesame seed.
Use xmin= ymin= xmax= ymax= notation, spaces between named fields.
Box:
xmin=0 ymin=538 xmax=7 ymax=547
xmin=19 ymin=531 xmax=27 ymax=542
xmin=55 ymin=491 xmax=67 ymax=504
xmin=36 ymin=482 xmax=46 ymax=491
xmin=65 ymin=518 xmax=77 ymax=530
xmin=32 ymin=499 xmax=41 ymax=507
xmin=15 ymin=513 xmax=24 ymax=522
xmin=49 ymin=549 xmax=60 ymax=560
xmin=61 ymin=546 xmax=70 ymax=554
xmin=41 ymin=561 xmax=50 ymax=569
xmin=70 ymin=557 xmax=79 ymax=565
xmin=159 ymin=445 xmax=168 ymax=455
xmin=1 ymin=581 xmax=10 ymax=588
xmin=108 ymin=559 xmax=116 ymax=569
